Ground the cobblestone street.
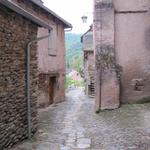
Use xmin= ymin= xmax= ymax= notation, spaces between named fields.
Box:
xmin=11 ymin=88 xmax=150 ymax=150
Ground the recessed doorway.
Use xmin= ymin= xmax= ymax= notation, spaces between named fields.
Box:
xmin=49 ymin=76 xmax=57 ymax=105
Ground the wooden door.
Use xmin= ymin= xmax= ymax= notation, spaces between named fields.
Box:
xmin=49 ymin=77 xmax=56 ymax=105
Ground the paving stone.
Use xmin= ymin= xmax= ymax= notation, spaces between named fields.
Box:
xmin=77 ymin=143 xmax=90 ymax=149
xmin=77 ymin=138 xmax=91 ymax=145
xmin=10 ymin=89 xmax=150 ymax=150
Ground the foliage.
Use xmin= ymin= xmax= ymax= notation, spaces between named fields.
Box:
xmin=65 ymin=33 xmax=83 ymax=71
xmin=65 ymin=76 xmax=84 ymax=89
xmin=70 ymin=55 xmax=83 ymax=73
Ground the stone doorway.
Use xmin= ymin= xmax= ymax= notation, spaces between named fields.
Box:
xmin=49 ymin=76 xmax=57 ymax=105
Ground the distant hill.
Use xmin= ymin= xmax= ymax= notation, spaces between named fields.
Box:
xmin=65 ymin=33 xmax=83 ymax=72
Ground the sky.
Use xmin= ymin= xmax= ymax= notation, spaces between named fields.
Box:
xmin=42 ymin=0 xmax=93 ymax=34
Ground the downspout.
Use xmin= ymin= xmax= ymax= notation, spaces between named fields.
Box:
xmin=26 ymin=30 xmax=51 ymax=140
xmin=99 ymin=4 xmax=102 ymax=112
xmin=65 ymin=27 xmax=72 ymax=32
xmin=97 ymin=0 xmax=103 ymax=113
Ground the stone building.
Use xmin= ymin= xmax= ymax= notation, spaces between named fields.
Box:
xmin=81 ymin=25 xmax=95 ymax=98
xmin=94 ymin=0 xmax=150 ymax=111
xmin=37 ymin=4 xmax=72 ymax=108
xmin=0 ymin=0 xmax=71 ymax=149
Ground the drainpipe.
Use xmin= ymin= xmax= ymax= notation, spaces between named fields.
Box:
xmin=26 ymin=30 xmax=51 ymax=140
xmin=98 ymin=1 xmax=103 ymax=113
xmin=65 ymin=27 xmax=72 ymax=32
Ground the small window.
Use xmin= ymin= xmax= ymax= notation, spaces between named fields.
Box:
xmin=48 ymin=27 xmax=57 ymax=56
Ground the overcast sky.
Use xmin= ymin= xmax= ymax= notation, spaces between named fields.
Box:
xmin=42 ymin=0 xmax=93 ymax=34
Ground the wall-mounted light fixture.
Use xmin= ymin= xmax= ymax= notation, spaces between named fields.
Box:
xmin=81 ymin=15 xmax=88 ymax=23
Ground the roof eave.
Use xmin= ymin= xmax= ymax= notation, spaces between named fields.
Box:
xmin=0 ymin=0 xmax=52 ymax=30
xmin=30 ymin=0 xmax=72 ymax=29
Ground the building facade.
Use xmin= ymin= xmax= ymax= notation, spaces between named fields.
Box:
xmin=0 ymin=0 xmax=71 ymax=149
xmin=81 ymin=26 xmax=95 ymax=98
xmin=37 ymin=21 xmax=70 ymax=108
xmin=94 ymin=0 xmax=150 ymax=111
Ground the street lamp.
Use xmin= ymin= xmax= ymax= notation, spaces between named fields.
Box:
xmin=81 ymin=12 xmax=93 ymax=24
xmin=81 ymin=15 xmax=88 ymax=23
xmin=81 ymin=12 xmax=93 ymax=34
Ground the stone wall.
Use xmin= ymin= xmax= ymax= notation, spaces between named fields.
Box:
xmin=82 ymin=28 xmax=95 ymax=97
xmin=114 ymin=0 xmax=150 ymax=103
xmin=94 ymin=0 xmax=150 ymax=110
xmin=94 ymin=0 xmax=120 ymax=111
xmin=0 ymin=6 xmax=38 ymax=149
xmin=84 ymin=51 xmax=95 ymax=97
xmin=38 ymin=73 xmax=62 ymax=108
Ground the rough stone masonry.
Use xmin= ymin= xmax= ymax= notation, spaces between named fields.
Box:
xmin=94 ymin=0 xmax=120 ymax=111
xmin=94 ymin=0 xmax=150 ymax=111
xmin=0 ymin=6 xmax=38 ymax=149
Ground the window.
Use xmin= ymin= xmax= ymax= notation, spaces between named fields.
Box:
xmin=48 ymin=27 xmax=57 ymax=56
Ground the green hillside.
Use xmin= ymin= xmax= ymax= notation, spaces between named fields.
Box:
xmin=65 ymin=33 xmax=83 ymax=72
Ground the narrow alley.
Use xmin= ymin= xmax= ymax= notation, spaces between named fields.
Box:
xmin=10 ymin=88 xmax=150 ymax=150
